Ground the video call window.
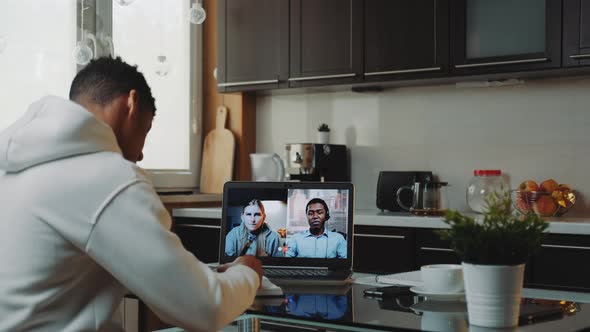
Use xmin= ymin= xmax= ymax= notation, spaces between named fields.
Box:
xmin=223 ymin=188 xmax=350 ymax=259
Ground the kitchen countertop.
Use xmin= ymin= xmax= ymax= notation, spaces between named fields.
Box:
xmin=172 ymin=207 xmax=590 ymax=235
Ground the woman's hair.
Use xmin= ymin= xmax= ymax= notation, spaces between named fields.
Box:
xmin=240 ymin=199 xmax=269 ymax=256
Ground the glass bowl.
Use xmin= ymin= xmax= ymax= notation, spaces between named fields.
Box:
xmin=510 ymin=189 xmax=576 ymax=217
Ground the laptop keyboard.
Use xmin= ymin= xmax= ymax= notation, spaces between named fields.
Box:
xmin=265 ymin=268 xmax=331 ymax=278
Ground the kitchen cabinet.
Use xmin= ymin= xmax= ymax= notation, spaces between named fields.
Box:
xmin=529 ymin=234 xmax=590 ymax=290
xmin=173 ymin=217 xmax=221 ymax=263
xmin=364 ymin=0 xmax=449 ymax=82
xmin=353 ymin=226 xmax=415 ymax=274
xmin=288 ymin=0 xmax=363 ymax=88
xmin=450 ymin=0 xmax=562 ymax=75
xmin=414 ymin=228 xmax=460 ymax=267
xmin=217 ymin=0 xmax=289 ymax=92
xmin=563 ymin=0 xmax=590 ymax=67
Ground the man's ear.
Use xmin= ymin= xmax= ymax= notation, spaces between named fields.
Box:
xmin=126 ymin=89 xmax=139 ymax=118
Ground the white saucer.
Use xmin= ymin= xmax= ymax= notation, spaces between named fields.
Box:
xmin=410 ymin=286 xmax=465 ymax=301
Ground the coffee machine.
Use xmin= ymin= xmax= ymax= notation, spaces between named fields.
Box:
xmin=285 ymin=143 xmax=349 ymax=182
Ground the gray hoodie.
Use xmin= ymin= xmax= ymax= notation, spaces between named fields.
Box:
xmin=0 ymin=96 xmax=258 ymax=332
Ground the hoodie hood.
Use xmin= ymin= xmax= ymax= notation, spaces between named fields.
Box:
xmin=0 ymin=96 xmax=121 ymax=172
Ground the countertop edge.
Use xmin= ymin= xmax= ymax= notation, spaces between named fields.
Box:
xmin=171 ymin=207 xmax=590 ymax=235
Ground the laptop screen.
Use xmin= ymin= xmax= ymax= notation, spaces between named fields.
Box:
xmin=219 ymin=182 xmax=354 ymax=269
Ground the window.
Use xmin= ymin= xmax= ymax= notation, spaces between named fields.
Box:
xmin=0 ymin=0 xmax=202 ymax=191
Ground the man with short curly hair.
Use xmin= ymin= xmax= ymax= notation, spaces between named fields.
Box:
xmin=0 ymin=56 xmax=263 ymax=332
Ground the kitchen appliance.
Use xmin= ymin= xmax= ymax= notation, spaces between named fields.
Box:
xmin=397 ymin=181 xmax=450 ymax=216
xmin=285 ymin=143 xmax=349 ymax=182
xmin=376 ymin=171 xmax=433 ymax=212
xmin=250 ymin=153 xmax=285 ymax=181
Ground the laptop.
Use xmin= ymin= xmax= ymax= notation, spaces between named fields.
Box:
xmin=219 ymin=181 xmax=354 ymax=285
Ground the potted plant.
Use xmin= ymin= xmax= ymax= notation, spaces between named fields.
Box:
xmin=317 ymin=123 xmax=330 ymax=144
xmin=437 ymin=192 xmax=548 ymax=328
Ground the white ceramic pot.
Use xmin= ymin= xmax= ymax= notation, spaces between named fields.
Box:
xmin=462 ymin=262 xmax=525 ymax=328
xmin=317 ymin=131 xmax=330 ymax=144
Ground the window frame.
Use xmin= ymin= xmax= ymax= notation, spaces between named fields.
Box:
xmin=87 ymin=0 xmax=202 ymax=191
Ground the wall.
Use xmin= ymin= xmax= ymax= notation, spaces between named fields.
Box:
xmin=0 ymin=1 xmax=76 ymax=129
xmin=256 ymin=77 xmax=590 ymax=216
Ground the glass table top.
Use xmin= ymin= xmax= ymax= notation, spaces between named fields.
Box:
xmin=239 ymin=284 xmax=587 ymax=332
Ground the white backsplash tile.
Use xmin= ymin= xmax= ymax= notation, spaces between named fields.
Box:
xmin=256 ymin=77 xmax=590 ymax=216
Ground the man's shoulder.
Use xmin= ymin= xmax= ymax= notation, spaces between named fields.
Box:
xmin=77 ymin=152 xmax=149 ymax=184
xmin=291 ymin=230 xmax=309 ymax=239
xmin=327 ymin=230 xmax=345 ymax=240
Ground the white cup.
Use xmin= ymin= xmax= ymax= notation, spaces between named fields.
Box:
xmin=421 ymin=264 xmax=464 ymax=294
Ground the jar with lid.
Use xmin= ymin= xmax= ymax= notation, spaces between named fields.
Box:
xmin=466 ymin=170 xmax=509 ymax=213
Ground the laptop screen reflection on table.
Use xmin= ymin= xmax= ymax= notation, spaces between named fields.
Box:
xmin=218 ymin=181 xmax=354 ymax=285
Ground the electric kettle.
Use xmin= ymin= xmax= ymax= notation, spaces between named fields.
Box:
xmin=250 ymin=153 xmax=285 ymax=181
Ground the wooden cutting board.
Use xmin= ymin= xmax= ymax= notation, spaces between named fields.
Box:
xmin=199 ymin=106 xmax=235 ymax=194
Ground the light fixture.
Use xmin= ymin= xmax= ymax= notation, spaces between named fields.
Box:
xmin=0 ymin=35 xmax=6 ymax=54
xmin=114 ymin=0 xmax=136 ymax=6
xmin=97 ymin=32 xmax=115 ymax=57
xmin=73 ymin=1 xmax=96 ymax=65
xmin=155 ymin=55 xmax=170 ymax=77
xmin=189 ymin=1 xmax=206 ymax=24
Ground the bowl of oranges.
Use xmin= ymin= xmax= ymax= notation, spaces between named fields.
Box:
xmin=511 ymin=179 xmax=576 ymax=217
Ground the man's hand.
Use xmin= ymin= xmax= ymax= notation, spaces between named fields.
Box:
xmin=217 ymin=255 xmax=264 ymax=285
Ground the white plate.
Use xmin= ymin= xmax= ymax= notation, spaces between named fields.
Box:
xmin=410 ymin=286 xmax=465 ymax=301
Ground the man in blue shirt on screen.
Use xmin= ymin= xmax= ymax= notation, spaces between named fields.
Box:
xmin=286 ymin=198 xmax=347 ymax=258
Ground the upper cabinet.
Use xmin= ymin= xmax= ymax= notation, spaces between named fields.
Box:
xmin=217 ymin=0 xmax=289 ymax=92
xmin=217 ymin=0 xmax=590 ymax=92
xmin=450 ymin=0 xmax=562 ymax=75
xmin=364 ymin=0 xmax=449 ymax=82
xmin=563 ymin=0 xmax=590 ymax=67
xmin=289 ymin=0 xmax=363 ymax=87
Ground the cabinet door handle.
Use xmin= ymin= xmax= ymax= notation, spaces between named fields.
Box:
xmin=175 ymin=224 xmax=221 ymax=229
xmin=569 ymin=54 xmax=590 ymax=60
xmin=217 ymin=79 xmax=279 ymax=88
xmin=541 ymin=244 xmax=590 ymax=251
xmin=288 ymin=73 xmax=356 ymax=82
xmin=365 ymin=66 xmax=442 ymax=76
xmin=454 ymin=58 xmax=548 ymax=69
xmin=419 ymin=246 xmax=454 ymax=252
xmin=355 ymin=234 xmax=405 ymax=239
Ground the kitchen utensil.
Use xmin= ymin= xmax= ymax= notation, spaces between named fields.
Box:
xmin=250 ymin=153 xmax=285 ymax=181
xmin=199 ymin=106 xmax=234 ymax=194
xmin=397 ymin=181 xmax=449 ymax=216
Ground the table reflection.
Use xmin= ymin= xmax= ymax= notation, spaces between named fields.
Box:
xmin=247 ymin=285 xmax=579 ymax=331
xmin=252 ymin=292 xmax=351 ymax=322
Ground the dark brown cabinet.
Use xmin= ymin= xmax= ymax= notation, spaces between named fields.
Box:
xmin=353 ymin=226 xmax=415 ymax=274
xmin=529 ymin=234 xmax=590 ymax=291
xmin=450 ymin=0 xmax=562 ymax=75
xmin=173 ymin=218 xmax=221 ymax=263
xmin=415 ymin=228 xmax=460 ymax=267
xmin=563 ymin=0 xmax=590 ymax=67
xmin=364 ymin=0 xmax=449 ymax=82
xmin=288 ymin=0 xmax=363 ymax=88
xmin=217 ymin=0 xmax=289 ymax=92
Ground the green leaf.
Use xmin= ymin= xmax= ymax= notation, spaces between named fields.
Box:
xmin=440 ymin=191 xmax=548 ymax=265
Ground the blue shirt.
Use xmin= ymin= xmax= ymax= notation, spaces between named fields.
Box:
xmin=287 ymin=294 xmax=348 ymax=320
xmin=285 ymin=229 xmax=347 ymax=258
xmin=225 ymin=224 xmax=282 ymax=257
